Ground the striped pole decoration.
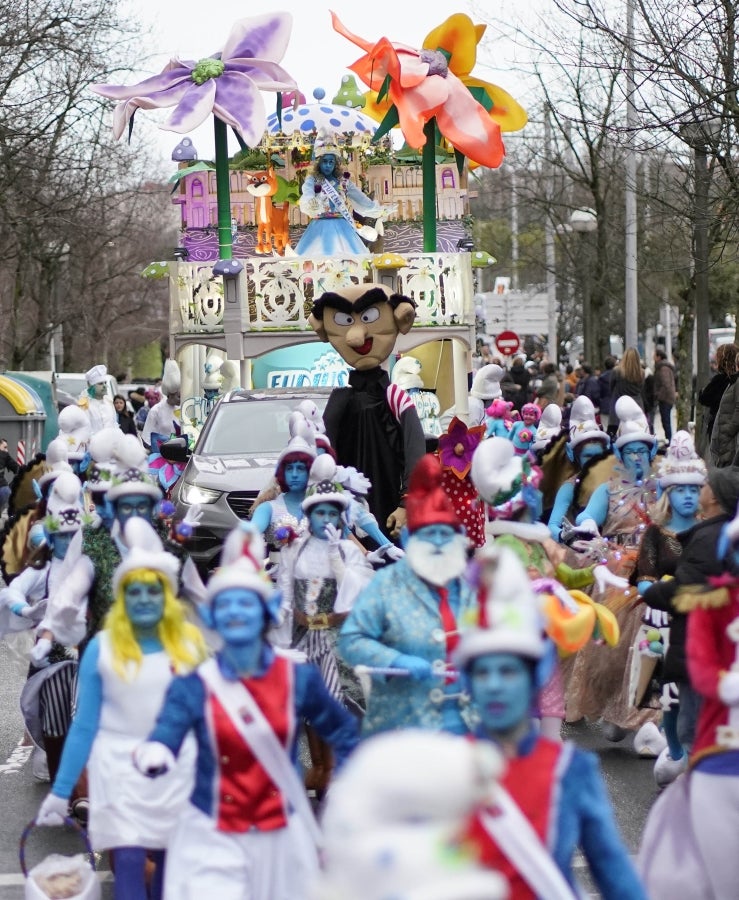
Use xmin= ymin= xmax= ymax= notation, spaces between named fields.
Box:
xmin=16 ymin=440 xmax=25 ymax=466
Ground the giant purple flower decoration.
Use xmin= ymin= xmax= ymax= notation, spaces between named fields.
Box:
xmin=91 ymin=13 xmax=297 ymax=147
xmin=438 ymin=417 xmax=485 ymax=480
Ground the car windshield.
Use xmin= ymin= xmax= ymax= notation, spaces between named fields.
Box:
xmin=198 ymin=396 xmax=327 ymax=455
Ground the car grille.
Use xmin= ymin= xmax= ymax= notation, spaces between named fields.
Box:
xmin=227 ymin=490 xmax=260 ymax=520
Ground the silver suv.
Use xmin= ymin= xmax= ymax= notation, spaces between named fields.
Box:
xmin=169 ymin=388 xmax=330 ymax=571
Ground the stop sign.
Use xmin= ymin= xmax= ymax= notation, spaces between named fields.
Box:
xmin=495 ymin=330 xmax=521 ymax=357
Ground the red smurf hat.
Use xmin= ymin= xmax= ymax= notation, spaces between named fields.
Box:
xmin=405 ymin=455 xmax=462 ymax=532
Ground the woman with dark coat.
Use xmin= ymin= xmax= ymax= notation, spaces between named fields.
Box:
xmin=699 ymin=342 xmax=739 ymax=442
xmin=607 ymin=348 xmax=645 ymax=437
xmin=113 ymin=394 xmax=137 ymax=436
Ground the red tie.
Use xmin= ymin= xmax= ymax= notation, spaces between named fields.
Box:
xmin=437 ymin=586 xmax=459 ymax=682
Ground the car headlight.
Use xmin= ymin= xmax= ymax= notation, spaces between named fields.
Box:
xmin=180 ymin=482 xmax=222 ymax=505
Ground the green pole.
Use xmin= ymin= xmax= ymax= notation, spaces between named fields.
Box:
xmin=214 ymin=117 xmax=232 ymax=260
xmin=422 ymin=119 xmax=437 ymax=252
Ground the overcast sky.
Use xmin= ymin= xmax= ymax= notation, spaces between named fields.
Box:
xmin=120 ymin=0 xmax=545 ymax=164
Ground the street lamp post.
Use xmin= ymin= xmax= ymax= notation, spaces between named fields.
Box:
xmin=568 ymin=208 xmax=598 ymax=363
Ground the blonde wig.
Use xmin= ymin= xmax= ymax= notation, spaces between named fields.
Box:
xmin=105 ymin=567 xmax=206 ymax=680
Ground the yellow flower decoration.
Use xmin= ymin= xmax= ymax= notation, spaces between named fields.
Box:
xmin=422 ymin=14 xmax=527 ymax=133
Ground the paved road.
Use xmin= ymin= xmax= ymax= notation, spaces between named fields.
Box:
xmin=0 ymin=639 xmax=658 ymax=898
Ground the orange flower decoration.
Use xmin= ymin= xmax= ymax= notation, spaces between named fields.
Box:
xmin=331 ymin=11 xmax=520 ymax=168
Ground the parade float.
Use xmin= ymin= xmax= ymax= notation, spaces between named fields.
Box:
xmin=95 ymin=12 xmax=526 ymax=433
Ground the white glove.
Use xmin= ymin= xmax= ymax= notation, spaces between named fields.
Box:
xmin=30 ymin=637 xmax=52 ymax=667
xmin=643 ymin=608 xmax=670 ymax=629
xmin=366 ymin=543 xmax=405 ymax=565
xmin=36 ymin=792 xmax=68 ymax=826
xmin=576 ymin=518 xmax=601 ymax=538
xmin=181 ymin=503 xmax=203 ymax=528
xmin=592 ymin=565 xmax=629 ymax=594
xmin=323 ymin=523 xmax=343 ymax=551
xmin=133 ymin=741 xmax=176 ymax=778
xmin=718 ymin=671 xmax=739 ymax=706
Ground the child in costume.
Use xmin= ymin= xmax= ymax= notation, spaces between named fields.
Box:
xmin=485 ymin=398 xmax=514 ymax=438
xmin=36 ymin=518 xmax=206 ymax=900
xmin=135 ymin=523 xmax=359 ymax=900
xmin=455 ymin=545 xmax=647 ymax=899
xmin=508 ymin=402 xmax=541 ymax=455
xmin=634 ymin=431 xmax=706 ymax=785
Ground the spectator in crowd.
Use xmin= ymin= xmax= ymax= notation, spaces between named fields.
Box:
xmin=598 ymin=356 xmax=616 ymax=430
xmin=653 ymin=349 xmax=677 ymax=442
xmin=0 ymin=437 xmax=18 ymax=515
xmin=508 ymin=356 xmax=531 ymax=411
xmin=535 ymin=362 xmax=563 ymax=409
xmin=699 ymin=343 xmax=739 ymax=442
xmin=608 ymin=347 xmax=645 ymax=437
xmin=113 ymin=395 xmax=138 ymax=437
xmin=574 ymin=363 xmax=601 ymax=408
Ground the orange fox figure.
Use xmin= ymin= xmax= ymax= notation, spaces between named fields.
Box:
xmin=246 ymin=167 xmax=290 ymax=255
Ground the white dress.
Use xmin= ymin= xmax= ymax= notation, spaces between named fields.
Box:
xmin=87 ymin=632 xmax=196 ymax=850
xmin=142 ymin=399 xmax=179 ymax=446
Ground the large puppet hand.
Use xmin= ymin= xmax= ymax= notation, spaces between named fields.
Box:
xmin=36 ymin=793 xmax=68 ymax=826
xmin=592 ymin=565 xmax=629 ymax=594
xmin=386 ymin=507 xmax=407 ymax=539
xmin=718 ymin=671 xmax=739 ymax=706
xmin=133 ymin=742 xmax=176 ymax=778
xmin=393 ymin=654 xmax=434 ymax=681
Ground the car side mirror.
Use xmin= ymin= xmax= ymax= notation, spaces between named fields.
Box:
xmin=160 ymin=436 xmax=191 ymax=464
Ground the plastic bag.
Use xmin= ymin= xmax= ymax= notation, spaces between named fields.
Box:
xmin=26 ymin=853 xmax=100 ymax=900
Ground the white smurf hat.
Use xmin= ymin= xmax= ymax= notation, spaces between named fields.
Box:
xmin=470 ymin=436 xmax=523 ymax=506
xmin=568 ymin=396 xmax=609 ymax=450
xmin=318 ymin=730 xmax=507 ymax=900
xmin=160 ymin=359 xmax=181 ymax=395
xmin=85 ymin=427 xmax=123 ymax=494
xmin=302 ymin=454 xmax=351 ymax=512
xmin=469 ymin=364 xmax=504 ymax=401
xmin=614 ymin=396 xmax=656 ymax=449
xmin=658 ymin=431 xmax=706 ymax=488
xmin=112 ymin=518 xmax=180 ymax=595
xmin=85 ymin=364 xmax=107 ymax=386
xmin=37 ymin=436 xmax=73 ymax=489
xmin=276 ymin=418 xmax=317 ymax=469
xmin=44 ymin=471 xmax=85 ymax=534
xmin=57 ymin=405 xmax=92 ymax=461
xmin=531 ymin=404 xmax=562 ymax=452
xmin=106 ymin=434 xmax=162 ymax=502
xmin=455 ymin=544 xmax=546 ymax=666
xmin=391 ymin=356 xmax=424 ymax=390
xmin=205 ymin=523 xmax=274 ymax=607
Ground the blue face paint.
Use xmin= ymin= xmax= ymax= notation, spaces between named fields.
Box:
xmin=620 ymin=441 xmax=652 ymax=480
xmin=211 ymin=587 xmax=266 ymax=646
xmin=114 ymin=493 xmax=154 ymax=528
xmin=124 ymin=580 xmax=165 ymax=631
xmin=319 ymin=154 xmax=337 ymax=177
xmin=308 ymin=502 xmax=342 ymax=540
xmin=284 ymin=461 xmax=309 ymax=493
xmin=410 ymin=523 xmax=458 ymax=548
xmin=668 ymin=483 xmax=700 ymax=519
xmin=577 ymin=440 xmax=606 ymax=467
xmin=468 ymin=652 xmax=534 ymax=736
xmin=93 ymin=495 xmax=114 ymax=530
xmin=49 ymin=531 xmax=74 ymax=560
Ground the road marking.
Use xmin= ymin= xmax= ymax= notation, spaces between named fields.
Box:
xmin=0 ymin=739 xmax=32 ymax=776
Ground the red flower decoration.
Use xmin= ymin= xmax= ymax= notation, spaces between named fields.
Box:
xmin=437 ymin=416 xmax=485 ymax=480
